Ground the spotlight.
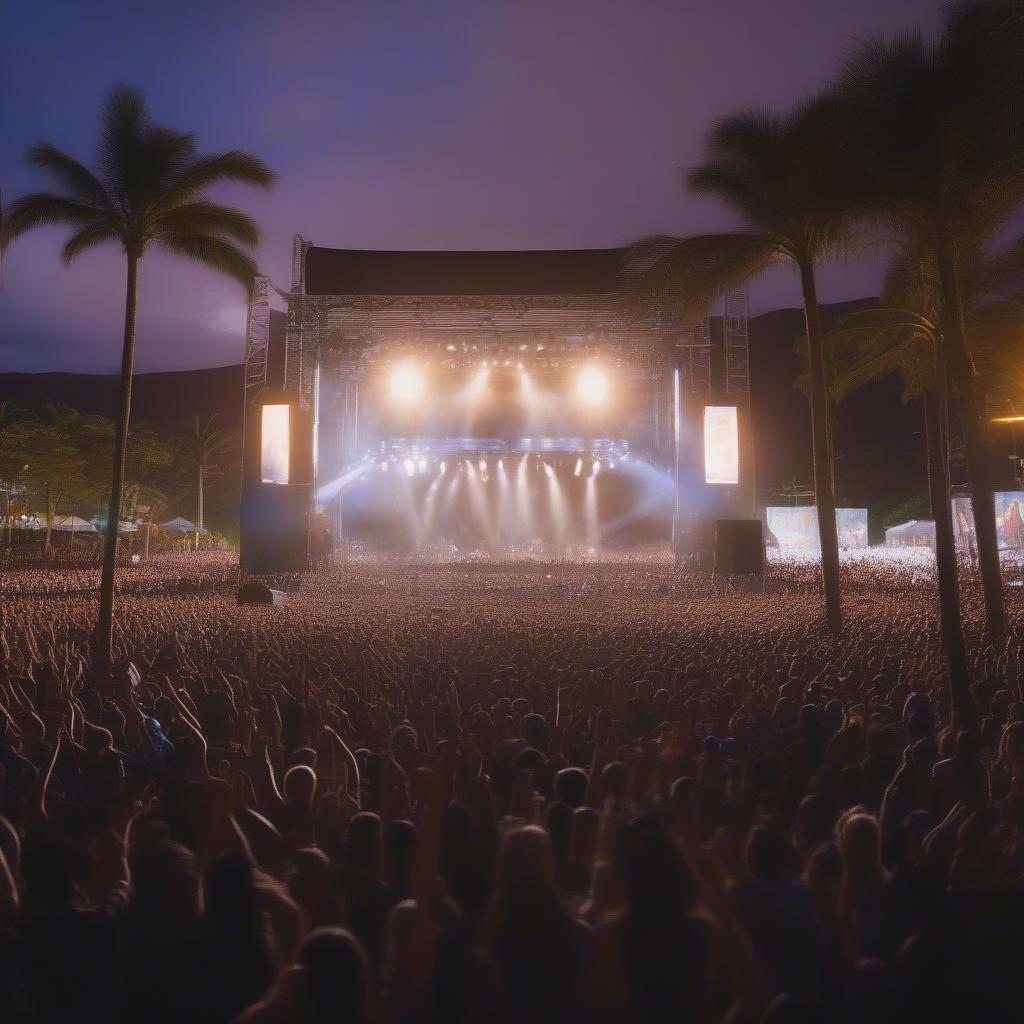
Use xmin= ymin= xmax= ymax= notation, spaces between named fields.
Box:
xmin=576 ymin=365 xmax=609 ymax=407
xmin=418 ymin=458 xmax=427 ymax=474
xmin=574 ymin=457 xmax=583 ymax=477
xmin=380 ymin=460 xmax=389 ymax=472
xmin=389 ymin=360 xmax=425 ymax=404
xmin=592 ymin=459 xmax=601 ymax=475
xmin=478 ymin=459 xmax=487 ymax=472
xmin=403 ymin=458 xmax=415 ymax=477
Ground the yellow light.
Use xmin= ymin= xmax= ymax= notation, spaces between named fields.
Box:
xmin=992 ymin=415 xmax=1024 ymax=424
xmin=704 ymin=406 xmax=739 ymax=484
xmin=389 ymin=360 xmax=425 ymax=404
xmin=260 ymin=404 xmax=290 ymax=484
xmin=576 ymin=365 xmax=609 ymax=407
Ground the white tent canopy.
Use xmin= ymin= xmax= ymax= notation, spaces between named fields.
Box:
xmin=52 ymin=514 xmax=96 ymax=532
xmin=885 ymin=519 xmax=936 ymax=548
xmin=160 ymin=516 xmax=207 ymax=534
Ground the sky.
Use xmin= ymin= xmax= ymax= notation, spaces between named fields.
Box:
xmin=0 ymin=0 xmax=946 ymax=373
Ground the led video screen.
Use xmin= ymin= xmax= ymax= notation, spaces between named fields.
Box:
xmin=261 ymin=404 xmax=291 ymax=484
xmin=765 ymin=506 xmax=869 ymax=550
xmin=704 ymin=406 xmax=739 ymax=485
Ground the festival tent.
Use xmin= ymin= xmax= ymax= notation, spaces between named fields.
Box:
xmin=160 ymin=516 xmax=207 ymax=534
xmin=884 ymin=520 xmax=936 ymax=549
xmin=51 ymin=515 xmax=97 ymax=532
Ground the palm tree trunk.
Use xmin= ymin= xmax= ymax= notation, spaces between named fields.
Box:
xmin=798 ymin=257 xmax=842 ymax=632
xmin=938 ymin=249 xmax=1005 ymax=641
xmin=924 ymin=361 xmax=975 ymax=732
xmin=95 ymin=251 xmax=139 ymax=678
xmin=44 ymin=486 xmax=53 ymax=554
xmin=196 ymin=461 xmax=204 ymax=550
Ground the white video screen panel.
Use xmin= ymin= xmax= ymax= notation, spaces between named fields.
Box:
xmin=766 ymin=507 xmax=869 ymax=550
xmin=261 ymin=404 xmax=290 ymax=484
xmin=704 ymin=406 xmax=739 ymax=484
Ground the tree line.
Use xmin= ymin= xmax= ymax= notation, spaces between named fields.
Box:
xmin=0 ymin=401 xmax=238 ymax=550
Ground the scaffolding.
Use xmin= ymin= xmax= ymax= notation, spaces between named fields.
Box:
xmin=724 ymin=289 xmax=750 ymax=400
xmin=243 ymin=275 xmax=271 ymax=407
xmin=678 ymin=315 xmax=712 ymax=394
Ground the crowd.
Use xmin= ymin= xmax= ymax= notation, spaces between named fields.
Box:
xmin=1 ymin=550 xmax=1023 ymax=1022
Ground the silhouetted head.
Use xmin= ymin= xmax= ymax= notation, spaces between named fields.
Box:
xmin=298 ymin=927 xmax=370 ymax=1024
xmin=555 ymin=766 xmax=587 ymax=809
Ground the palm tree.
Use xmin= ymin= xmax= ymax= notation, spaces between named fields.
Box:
xmin=822 ymin=262 xmax=970 ymax=726
xmin=838 ymin=0 xmax=1024 ymax=640
xmin=0 ymin=87 xmax=274 ymax=676
xmin=633 ymin=96 xmax=859 ymax=631
xmin=179 ymin=413 xmax=238 ymax=547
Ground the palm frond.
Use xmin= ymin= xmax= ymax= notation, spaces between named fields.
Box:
xmin=157 ymin=232 xmax=258 ymax=292
xmin=157 ymin=151 xmax=277 ymax=210
xmin=152 ymin=201 xmax=260 ymax=249
xmin=61 ymin=223 xmax=120 ymax=263
xmin=0 ymin=194 xmax=105 ymax=251
xmin=26 ymin=144 xmax=112 ymax=209
xmin=630 ymin=232 xmax=779 ymax=322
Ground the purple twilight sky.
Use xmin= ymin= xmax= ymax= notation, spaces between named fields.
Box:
xmin=0 ymin=0 xmax=946 ymax=373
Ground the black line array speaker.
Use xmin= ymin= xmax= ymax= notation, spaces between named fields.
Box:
xmin=714 ymin=519 xmax=765 ymax=575
xmin=236 ymin=582 xmax=287 ymax=606
xmin=240 ymin=484 xmax=311 ymax=572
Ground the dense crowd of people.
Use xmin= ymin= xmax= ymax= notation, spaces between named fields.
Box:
xmin=1 ymin=549 xmax=1023 ymax=1022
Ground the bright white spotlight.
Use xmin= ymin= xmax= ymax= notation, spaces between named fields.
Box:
xmin=418 ymin=458 xmax=427 ymax=474
xmin=592 ymin=459 xmax=601 ymax=475
xmin=574 ymin=457 xmax=583 ymax=477
xmin=440 ymin=461 xmax=447 ymax=473
xmin=380 ymin=460 xmax=389 ymax=472
xmin=478 ymin=458 xmax=487 ymax=472
xmin=389 ymin=361 xmax=425 ymax=404
xmin=576 ymin=365 xmax=609 ymax=407
xmin=403 ymin=458 xmax=415 ymax=477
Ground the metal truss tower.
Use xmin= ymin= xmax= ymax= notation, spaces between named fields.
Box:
xmin=243 ymin=275 xmax=271 ymax=408
xmin=724 ymin=289 xmax=750 ymax=401
xmin=678 ymin=315 xmax=712 ymax=395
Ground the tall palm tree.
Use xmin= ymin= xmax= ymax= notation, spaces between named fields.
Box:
xmin=0 ymin=87 xmax=274 ymax=676
xmin=633 ymin=96 xmax=859 ymax=631
xmin=179 ymin=413 xmax=238 ymax=547
xmin=838 ymin=0 xmax=1024 ymax=640
xmin=822 ymin=262 xmax=970 ymax=726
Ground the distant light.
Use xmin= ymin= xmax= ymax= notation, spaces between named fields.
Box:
xmin=592 ymin=459 xmax=601 ymax=475
xmin=380 ymin=460 xmax=389 ymax=472
xmin=478 ymin=459 xmax=487 ymax=472
xmin=403 ymin=458 xmax=415 ymax=477
xmin=440 ymin=461 xmax=447 ymax=473
xmin=418 ymin=458 xmax=427 ymax=474
xmin=992 ymin=414 xmax=1024 ymax=424
xmin=574 ymin=457 xmax=583 ymax=477
xmin=517 ymin=362 xmax=524 ymax=370
xmin=609 ymin=460 xmax=616 ymax=469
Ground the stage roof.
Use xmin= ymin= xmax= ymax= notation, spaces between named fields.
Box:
xmin=304 ymin=246 xmax=627 ymax=297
